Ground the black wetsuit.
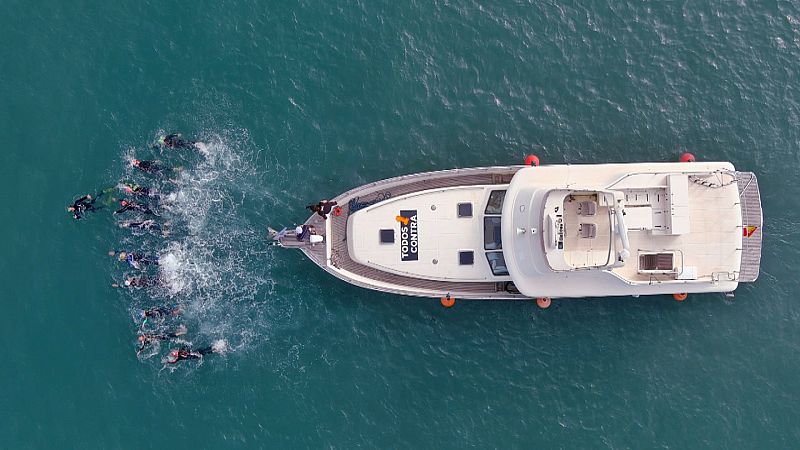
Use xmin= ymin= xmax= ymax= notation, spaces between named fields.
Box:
xmin=135 ymin=160 xmax=170 ymax=176
xmin=114 ymin=201 xmax=155 ymax=216
xmin=137 ymin=330 xmax=183 ymax=352
xmin=164 ymin=134 xmax=196 ymax=149
xmin=168 ymin=346 xmax=215 ymax=363
xmin=128 ymin=253 xmax=158 ymax=267
xmin=142 ymin=306 xmax=174 ymax=318
xmin=120 ymin=220 xmax=159 ymax=231
xmin=196 ymin=346 xmax=215 ymax=356
xmin=170 ymin=348 xmax=201 ymax=363
xmin=125 ymin=275 xmax=160 ymax=288
xmin=121 ymin=183 xmax=151 ymax=196
xmin=70 ymin=195 xmax=101 ymax=219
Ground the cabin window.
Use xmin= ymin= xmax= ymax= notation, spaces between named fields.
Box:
xmin=457 ymin=202 xmax=473 ymax=217
xmin=484 ymin=217 xmax=502 ymax=250
xmin=379 ymin=229 xmax=394 ymax=244
xmin=459 ymin=251 xmax=474 ymax=265
xmin=485 ymin=190 xmax=506 ymax=214
xmin=486 ymin=252 xmax=509 ymax=276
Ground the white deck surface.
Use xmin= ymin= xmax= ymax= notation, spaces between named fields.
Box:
xmin=612 ymin=173 xmax=742 ymax=282
xmin=348 ymin=185 xmax=511 ymax=282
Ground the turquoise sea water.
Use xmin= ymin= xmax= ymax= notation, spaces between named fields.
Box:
xmin=2 ymin=1 xmax=799 ymax=447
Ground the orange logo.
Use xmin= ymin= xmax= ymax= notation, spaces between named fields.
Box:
xmin=395 ymin=215 xmax=410 ymax=226
xmin=743 ymin=226 xmax=758 ymax=237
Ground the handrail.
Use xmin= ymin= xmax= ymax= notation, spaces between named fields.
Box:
xmin=605 ymin=168 xmax=738 ymax=190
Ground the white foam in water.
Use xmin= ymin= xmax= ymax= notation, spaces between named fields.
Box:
xmin=211 ymin=339 xmax=230 ymax=354
xmin=193 ymin=141 xmax=211 ymax=158
xmin=121 ymin=129 xmax=273 ymax=365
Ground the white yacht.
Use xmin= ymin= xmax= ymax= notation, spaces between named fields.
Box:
xmin=273 ymin=158 xmax=762 ymax=304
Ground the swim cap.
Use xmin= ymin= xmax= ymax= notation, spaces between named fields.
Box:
xmin=158 ymin=136 xmax=165 ymax=144
xmin=170 ymin=350 xmax=179 ymax=357
xmin=118 ymin=252 xmax=127 ymax=261
xmin=120 ymin=200 xmax=129 ymax=206
xmin=132 ymin=159 xmax=140 ymax=166
xmin=124 ymin=279 xmax=132 ymax=287
xmin=138 ymin=335 xmax=146 ymax=342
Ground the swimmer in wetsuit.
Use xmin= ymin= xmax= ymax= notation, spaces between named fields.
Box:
xmin=167 ymin=341 xmax=227 ymax=364
xmin=167 ymin=347 xmax=207 ymax=364
xmin=153 ymin=133 xmax=201 ymax=150
xmin=119 ymin=219 xmax=170 ymax=236
xmin=118 ymin=218 xmax=164 ymax=230
xmin=137 ymin=325 xmax=187 ymax=355
xmin=139 ymin=306 xmax=181 ymax=319
xmin=118 ymin=181 xmax=154 ymax=197
xmin=138 ymin=305 xmax=181 ymax=327
xmin=131 ymin=159 xmax=172 ymax=176
xmin=119 ymin=276 xmax=155 ymax=288
xmin=109 ymin=250 xmax=158 ymax=270
xmin=67 ymin=194 xmax=102 ymax=219
xmin=113 ymin=199 xmax=156 ymax=216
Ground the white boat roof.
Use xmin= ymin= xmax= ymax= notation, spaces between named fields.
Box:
xmin=503 ymin=161 xmax=742 ymax=297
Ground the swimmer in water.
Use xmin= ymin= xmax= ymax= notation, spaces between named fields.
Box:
xmin=113 ymin=199 xmax=156 ymax=216
xmin=152 ymin=133 xmax=202 ymax=150
xmin=167 ymin=340 xmax=228 ymax=364
xmin=109 ymin=250 xmax=158 ymax=270
xmin=118 ymin=181 xmax=154 ymax=197
xmin=136 ymin=325 xmax=187 ymax=355
xmin=138 ymin=306 xmax=181 ymax=323
xmin=118 ymin=219 xmax=169 ymax=235
xmin=130 ymin=159 xmax=172 ymax=176
xmin=166 ymin=347 xmax=211 ymax=364
xmin=67 ymin=194 xmax=102 ymax=220
xmin=113 ymin=275 xmax=156 ymax=289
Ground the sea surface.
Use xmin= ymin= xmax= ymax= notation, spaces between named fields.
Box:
xmin=1 ymin=1 xmax=799 ymax=448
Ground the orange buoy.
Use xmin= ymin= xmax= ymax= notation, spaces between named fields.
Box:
xmin=333 ymin=206 xmax=343 ymax=217
xmin=679 ymin=152 xmax=696 ymax=163
xmin=524 ymin=154 xmax=540 ymax=166
xmin=536 ymin=297 xmax=551 ymax=309
xmin=673 ymin=293 xmax=688 ymax=302
xmin=440 ymin=295 xmax=455 ymax=308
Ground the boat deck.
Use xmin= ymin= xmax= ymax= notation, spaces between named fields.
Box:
xmin=286 ymin=166 xmax=529 ymax=299
xmin=611 ymin=175 xmax=742 ymax=283
xmin=737 ymin=172 xmax=762 ymax=282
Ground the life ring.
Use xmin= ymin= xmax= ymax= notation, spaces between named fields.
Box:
xmin=673 ymin=293 xmax=688 ymax=301
xmin=524 ymin=154 xmax=540 ymax=166
xmin=332 ymin=206 xmax=343 ymax=217
xmin=679 ymin=152 xmax=696 ymax=163
xmin=536 ymin=297 xmax=551 ymax=309
xmin=440 ymin=295 xmax=455 ymax=308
